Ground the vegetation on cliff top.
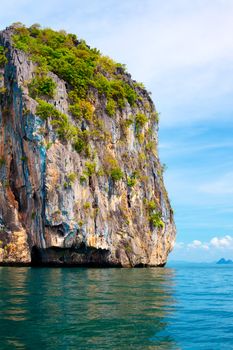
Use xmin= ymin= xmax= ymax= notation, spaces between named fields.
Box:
xmin=12 ymin=24 xmax=156 ymax=165
xmin=12 ymin=23 xmax=139 ymax=116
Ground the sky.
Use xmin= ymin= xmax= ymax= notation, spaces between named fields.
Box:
xmin=1 ymin=0 xmax=233 ymax=262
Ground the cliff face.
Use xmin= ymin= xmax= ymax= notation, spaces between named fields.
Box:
xmin=0 ymin=24 xmax=176 ymax=267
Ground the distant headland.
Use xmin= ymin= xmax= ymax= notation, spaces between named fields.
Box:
xmin=217 ymin=258 xmax=233 ymax=265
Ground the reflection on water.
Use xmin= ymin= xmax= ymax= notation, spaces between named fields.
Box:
xmin=0 ymin=268 xmax=29 ymax=324
xmin=2 ymin=264 xmax=233 ymax=349
xmin=0 ymin=267 xmax=177 ymax=349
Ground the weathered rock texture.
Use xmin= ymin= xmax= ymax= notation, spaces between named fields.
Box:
xmin=0 ymin=26 xmax=176 ymax=267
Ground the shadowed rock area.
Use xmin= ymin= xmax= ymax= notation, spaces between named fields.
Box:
xmin=0 ymin=23 xmax=176 ymax=267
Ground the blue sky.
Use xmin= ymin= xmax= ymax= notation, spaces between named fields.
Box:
xmin=1 ymin=0 xmax=233 ymax=261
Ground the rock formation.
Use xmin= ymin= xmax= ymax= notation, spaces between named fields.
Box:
xmin=0 ymin=24 xmax=176 ymax=267
xmin=217 ymin=258 xmax=233 ymax=265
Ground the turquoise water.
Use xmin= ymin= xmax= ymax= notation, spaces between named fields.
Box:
xmin=0 ymin=264 xmax=233 ymax=349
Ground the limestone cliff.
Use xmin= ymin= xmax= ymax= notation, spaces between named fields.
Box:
xmin=0 ymin=24 xmax=176 ymax=267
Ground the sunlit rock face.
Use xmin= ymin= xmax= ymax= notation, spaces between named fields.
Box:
xmin=0 ymin=24 xmax=176 ymax=267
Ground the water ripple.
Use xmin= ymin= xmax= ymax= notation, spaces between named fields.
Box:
xmin=0 ymin=265 xmax=233 ymax=349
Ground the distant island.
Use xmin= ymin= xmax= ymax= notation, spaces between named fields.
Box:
xmin=217 ymin=258 xmax=233 ymax=265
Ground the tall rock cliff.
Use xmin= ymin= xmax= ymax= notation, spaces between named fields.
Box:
xmin=0 ymin=24 xmax=176 ymax=267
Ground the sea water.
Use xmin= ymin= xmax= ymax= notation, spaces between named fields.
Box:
xmin=0 ymin=263 xmax=233 ymax=349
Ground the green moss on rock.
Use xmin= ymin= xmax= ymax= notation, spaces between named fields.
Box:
xmin=0 ymin=46 xmax=7 ymax=68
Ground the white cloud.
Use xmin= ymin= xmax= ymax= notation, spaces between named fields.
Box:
xmin=175 ymin=235 xmax=233 ymax=254
xmin=73 ymin=0 xmax=233 ymax=126
xmin=174 ymin=242 xmax=185 ymax=249
xmin=87 ymin=1 xmax=233 ymax=80
xmin=159 ymin=141 xmax=233 ymax=156
xmin=188 ymin=240 xmax=202 ymax=248
xmin=188 ymin=240 xmax=209 ymax=250
xmin=210 ymin=235 xmax=233 ymax=249
xmin=199 ymin=172 xmax=233 ymax=195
